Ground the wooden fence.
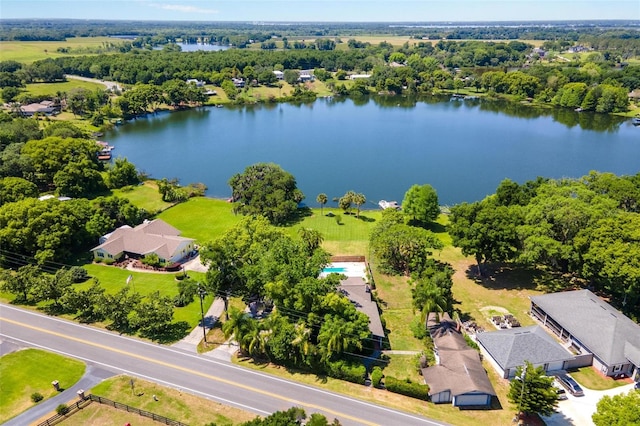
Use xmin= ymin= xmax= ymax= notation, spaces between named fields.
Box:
xmin=37 ymin=394 xmax=188 ymax=426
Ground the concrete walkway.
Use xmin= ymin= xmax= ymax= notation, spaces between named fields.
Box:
xmin=4 ymin=365 xmax=115 ymax=426
xmin=171 ymin=297 xmax=226 ymax=352
xmin=382 ymin=350 xmax=422 ymax=355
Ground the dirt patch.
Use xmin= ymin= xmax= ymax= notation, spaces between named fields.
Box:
xmin=479 ymin=306 xmax=510 ymax=314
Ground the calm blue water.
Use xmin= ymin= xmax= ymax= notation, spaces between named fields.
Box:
xmin=106 ymin=97 xmax=640 ymax=206
xmin=153 ymin=43 xmax=230 ymax=52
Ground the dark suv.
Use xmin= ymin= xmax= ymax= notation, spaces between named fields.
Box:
xmin=556 ymin=374 xmax=584 ymax=397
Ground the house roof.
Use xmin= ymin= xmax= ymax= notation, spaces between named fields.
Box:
xmin=422 ymin=313 xmax=496 ymax=398
xmin=339 ymin=277 xmax=385 ymax=338
xmin=422 ymin=348 xmax=496 ymax=397
xmin=91 ymin=219 xmax=193 ymax=260
xmin=476 ymin=325 xmax=574 ymax=370
xmin=531 ymin=290 xmax=640 ymax=367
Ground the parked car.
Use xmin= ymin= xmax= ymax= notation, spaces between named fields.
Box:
xmin=556 ymin=374 xmax=584 ymax=396
xmin=552 ymin=381 xmax=568 ymax=400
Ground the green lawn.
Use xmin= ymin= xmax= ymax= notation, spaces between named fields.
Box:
xmin=383 ymin=354 xmax=424 ymax=383
xmin=0 ymin=349 xmax=86 ymax=423
xmin=0 ymin=37 xmax=127 ymax=63
xmin=157 ymin=197 xmax=241 ymax=244
xmin=86 ymin=376 xmax=254 ymax=426
xmin=288 ymin=207 xmax=382 ymax=256
xmin=112 ymin=181 xmax=175 ymax=214
xmin=570 ymin=366 xmax=630 ymax=391
xmin=25 ymin=80 xmax=104 ymax=97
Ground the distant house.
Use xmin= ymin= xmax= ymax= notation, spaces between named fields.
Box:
xmin=422 ymin=312 xmax=496 ymax=407
xmin=532 ymin=48 xmax=546 ymax=58
xmin=531 ymin=290 xmax=640 ymax=380
xmin=186 ymin=79 xmax=205 ymax=87
xmin=299 ymin=70 xmax=315 ymax=82
xmin=91 ymin=219 xmax=195 ymax=264
xmin=20 ymin=101 xmax=59 ymax=117
xmin=350 ymin=74 xmax=371 ymax=80
xmin=232 ymin=78 xmax=245 ymax=88
xmin=273 ymin=70 xmax=284 ymax=80
xmin=477 ymin=325 xmax=575 ymax=379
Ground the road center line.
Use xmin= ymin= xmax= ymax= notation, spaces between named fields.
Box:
xmin=1 ymin=317 xmax=378 ymax=426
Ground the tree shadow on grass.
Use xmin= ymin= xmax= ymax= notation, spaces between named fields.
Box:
xmin=357 ymin=214 xmax=376 ymax=223
xmin=465 ymin=262 xmax=543 ymax=291
xmin=281 ymin=206 xmax=313 ymax=226
xmin=143 ymin=321 xmax=191 ymax=344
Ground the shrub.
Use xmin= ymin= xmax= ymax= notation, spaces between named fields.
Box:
xmin=464 ymin=334 xmax=479 ymax=351
xmin=410 ymin=316 xmax=427 ymax=339
xmin=324 ymin=360 xmax=366 ymax=385
xmin=69 ymin=266 xmax=89 ymax=283
xmin=384 ymin=376 xmax=430 ymax=400
xmin=141 ymin=253 xmax=164 ymax=268
xmin=103 ymin=258 xmax=116 ymax=265
xmin=371 ymin=366 xmax=383 ymax=388
xmin=31 ymin=392 xmax=44 ymax=403
xmin=56 ymin=404 xmax=69 ymax=415
xmin=93 ymin=257 xmax=103 ymax=264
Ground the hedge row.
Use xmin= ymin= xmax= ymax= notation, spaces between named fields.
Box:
xmin=324 ymin=360 xmax=366 ymax=385
xmin=384 ymin=376 xmax=430 ymax=401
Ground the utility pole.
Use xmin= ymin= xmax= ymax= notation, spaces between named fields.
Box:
xmin=197 ymin=284 xmax=207 ymax=343
xmin=515 ymin=364 xmax=527 ymax=424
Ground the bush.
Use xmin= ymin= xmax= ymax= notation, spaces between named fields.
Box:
xmin=464 ymin=334 xmax=479 ymax=351
xmin=371 ymin=366 xmax=383 ymax=388
xmin=410 ymin=316 xmax=427 ymax=339
xmin=384 ymin=376 xmax=430 ymax=400
xmin=324 ymin=360 xmax=366 ymax=385
xmin=31 ymin=392 xmax=44 ymax=403
xmin=69 ymin=266 xmax=89 ymax=283
xmin=56 ymin=404 xmax=69 ymax=415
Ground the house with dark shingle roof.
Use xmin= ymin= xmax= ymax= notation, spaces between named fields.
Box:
xmin=338 ymin=277 xmax=385 ymax=340
xmin=476 ymin=325 xmax=575 ymax=378
xmin=91 ymin=219 xmax=195 ymax=264
xmin=422 ymin=312 xmax=496 ymax=407
xmin=531 ymin=290 xmax=640 ymax=380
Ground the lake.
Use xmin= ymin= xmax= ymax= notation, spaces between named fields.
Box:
xmin=105 ymin=96 xmax=639 ymax=206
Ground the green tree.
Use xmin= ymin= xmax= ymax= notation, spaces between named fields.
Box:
xmin=352 ymin=192 xmax=366 ymax=218
xmin=32 ymin=268 xmax=74 ymax=308
xmin=1 ymin=264 xmax=40 ymax=303
xmin=106 ymin=157 xmax=140 ymax=189
xmin=129 ymin=291 xmax=175 ymax=339
xmin=0 ymin=177 xmax=39 ymax=206
xmin=53 ymin=158 xmax=106 ymax=197
xmin=402 ymin=184 xmax=440 ymax=224
xmin=316 ymin=193 xmax=328 ymax=216
xmin=222 ymin=308 xmax=257 ymax=355
xmin=101 ymin=286 xmax=142 ymax=333
xmin=592 ymin=390 xmax=640 ymax=426
xmin=507 ymin=362 xmax=558 ymax=418
xmin=297 ymin=227 xmax=324 ymax=255
xmin=229 ymin=163 xmax=304 ymax=225
xmin=283 ymin=69 xmax=300 ymax=85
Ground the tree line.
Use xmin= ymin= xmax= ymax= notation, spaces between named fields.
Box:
xmin=448 ymin=172 xmax=640 ymax=320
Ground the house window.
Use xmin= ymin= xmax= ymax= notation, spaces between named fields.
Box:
xmin=97 ymin=252 xmax=104 ymax=258
xmin=613 ymin=364 xmax=623 ymax=372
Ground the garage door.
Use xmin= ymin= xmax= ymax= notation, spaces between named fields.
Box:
xmin=547 ymin=361 xmax=565 ymax=372
xmin=454 ymin=393 xmax=490 ymax=406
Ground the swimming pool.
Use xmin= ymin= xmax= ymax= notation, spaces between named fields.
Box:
xmin=322 ymin=267 xmax=347 ymax=273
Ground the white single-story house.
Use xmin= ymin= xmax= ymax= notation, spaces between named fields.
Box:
xmin=273 ymin=70 xmax=284 ymax=80
xmin=349 ymin=74 xmax=371 ymax=80
xmin=531 ymin=290 xmax=640 ymax=380
xmin=476 ymin=325 xmax=575 ymax=379
xmin=20 ymin=101 xmax=59 ymax=117
xmin=91 ymin=219 xmax=195 ymax=264
xmin=422 ymin=313 xmax=496 ymax=407
xmin=186 ymin=79 xmax=205 ymax=87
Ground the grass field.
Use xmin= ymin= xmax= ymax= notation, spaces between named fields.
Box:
xmin=112 ymin=181 xmax=175 ymax=214
xmin=569 ymin=366 xmax=630 ymax=391
xmin=0 ymin=37 xmax=127 ymax=64
xmin=25 ymin=80 xmax=104 ymax=97
xmin=84 ymin=376 xmax=254 ymax=426
xmin=0 ymin=349 xmax=86 ymax=423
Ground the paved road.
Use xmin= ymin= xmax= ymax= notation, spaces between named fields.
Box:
xmin=0 ymin=304 xmax=447 ymax=426
xmin=65 ymin=74 xmax=122 ymax=92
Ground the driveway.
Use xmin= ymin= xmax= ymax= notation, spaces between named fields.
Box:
xmin=543 ymin=382 xmax=636 ymax=426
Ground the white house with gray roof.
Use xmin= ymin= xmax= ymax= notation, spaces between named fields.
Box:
xmin=91 ymin=219 xmax=195 ymax=264
xmin=530 ymin=290 xmax=640 ymax=380
xmin=476 ymin=325 xmax=575 ymax=379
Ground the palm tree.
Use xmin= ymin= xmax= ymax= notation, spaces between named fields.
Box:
xmin=353 ymin=192 xmax=366 ymax=218
xmin=292 ymin=322 xmax=315 ymax=364
xmin=222 ymin=308 xmax=255 ymax=355
xmin=316 ymin=193 xmax=328 ymax=216
xmin=297 ymin=227 xmax=324 ymax=255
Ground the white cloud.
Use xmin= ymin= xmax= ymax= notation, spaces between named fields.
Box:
xmin=149 ymin=3 xmax=218 ymax=14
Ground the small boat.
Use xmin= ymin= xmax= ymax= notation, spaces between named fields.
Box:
xmin=632 ymin=115 xmax=640 ymax=126
xmin=574 ymin=107 xmax=583 ymax=112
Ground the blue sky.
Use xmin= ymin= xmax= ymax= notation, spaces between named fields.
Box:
xmin=1 ymin=0 xmax=637 ymax=22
